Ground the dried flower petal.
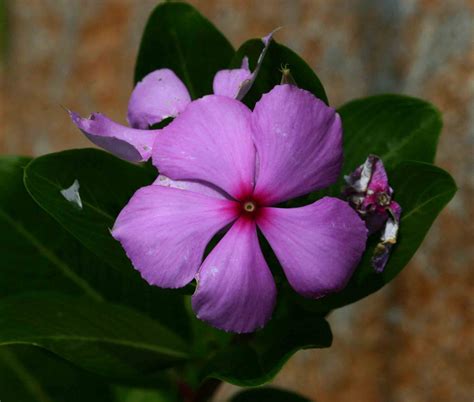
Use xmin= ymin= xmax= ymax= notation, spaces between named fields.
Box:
xmin=344 ymin=155 xmax=402 ymax=272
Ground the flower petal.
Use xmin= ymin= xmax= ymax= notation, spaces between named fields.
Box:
xmin=153 ymin=95 xmax=256 ymax=199
xmin=371 ymin=201 xmax=402 ymax=273
xmin=127 ymin=69 xmax=191 ymax=129
xmin=192 ymin=218 xmax=276 ymax=333
xmin=153 ymin=174 xmax=230 ymax=199
xmin=212 ymin=57 xmax=252 ymax=98
xmin=69 ymin=111 xmax=157 ymax=162
xmin=112 ymin=185 xmax=238 ymax=288
xmin=252 ymin=85 xmax=343 ymax=205
xmin=258 ymin=197 xmax=367 ymax=298
xmin=235 ymin=30 xmax=277 ymax=101
xmin=367 ymin=156 xmax=390 ymax=194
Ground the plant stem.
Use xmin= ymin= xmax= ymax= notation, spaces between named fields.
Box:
xmin=193 ymin=378 xmax=222 ymax=402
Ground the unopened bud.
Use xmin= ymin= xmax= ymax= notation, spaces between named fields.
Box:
xmin=280 ymin=65 xmax=297 ymax=86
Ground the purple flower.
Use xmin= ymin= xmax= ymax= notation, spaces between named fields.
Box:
xmin=69 ymin=33 xmax=276 ymax=163
xmin=343 ymin=155 xmax=402 ymax=272
xmin=112 ymin=85 xmax=367 ymax=333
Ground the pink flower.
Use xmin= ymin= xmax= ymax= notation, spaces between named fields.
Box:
xmin=112 ymin=85 xmax=367 ymax=333
xmin=68 ymin=33 xmax=276 ymax=162
xmin=344 ymin=155 xmax=402 ymax=272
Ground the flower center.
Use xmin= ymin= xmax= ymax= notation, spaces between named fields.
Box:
xmin=376 ymin=192 xmax=391 ymax=207
xmin=243 ymin=201 xmax=256 ymax=213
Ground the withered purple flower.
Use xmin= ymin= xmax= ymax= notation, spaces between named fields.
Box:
xmin=344 ymin=155 xmax=402 ymax=272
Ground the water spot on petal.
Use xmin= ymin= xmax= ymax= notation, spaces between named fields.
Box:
xmin=60 ymin=179 xmax=83 ymax=209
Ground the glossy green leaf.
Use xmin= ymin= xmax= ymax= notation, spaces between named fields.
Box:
xmin=200 ymin=308 xmax=331 ymax=386
xmin=231 ymin=387 xmax=311 ymax=402
xmin=134 ymin=2 xmax=234 ymax=98
xmin=339 ymin=94 xmax=441 ymax=171
xmin=0 ymin=293 xmax=189 ymax=380
xmin=0 ymin=345 xmax=114 ymax=402
xmin=296 ymin=161 xmax=457 ymax=312
xmin=24 ymin=149 xmax=154 ymax=273
xmin=22 ymin=149 xmax=190 ymax=336
xmin=230 ymin=39 xmax=328 ymax=108
xmin=0 ymin=156 xmax=155 ymax=309
xmin=0 ymin=156 xmax=103 ymax=299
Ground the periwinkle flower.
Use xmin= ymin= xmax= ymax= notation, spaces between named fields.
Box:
xmin=344 ymin=155 xmax=402 ymax=272
xmin=112 ymin=84 xmax=367 ymax=333
xmin=69 ymin=33 xmax=275 ymax=163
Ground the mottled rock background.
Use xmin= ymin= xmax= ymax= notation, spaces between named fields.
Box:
xmin=0 ymin=0 xmax=472 ymax=401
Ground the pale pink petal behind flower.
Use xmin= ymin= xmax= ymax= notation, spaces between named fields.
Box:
xmin=212 ymin=28 xmax=277 ymax=102
xmin=258 ymin=197 xmax=367 ymax=298
xmin=192 ymin=218 xmax=276 ymax=333
xmin=153 ymin=95 xmax=256 ymax=199
xmin=69 ymin=111 xmax=157 ymax=162
xmin=213 ymin=57 xmax=252 ymax=98
xmin=127 ymin=69 xmax=191 ymax=129
xmin=112 ymin=186 xmax=238 ymax=288
xmin=252 ymin=85 xmax=342 ymax=205
xmin=235 ymin=29 xmax=278 ymax=100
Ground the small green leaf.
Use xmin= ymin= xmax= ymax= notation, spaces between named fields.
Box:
xmin=22 ymin=149 xmax=190 ymax=337
xmin=231 ymin=39 xmax=328 ymax=107
xmin=134 ymin=2 xmax=234 ymax=98
xmin=298 ymin=161 xmax=457 ymax=312
xmin=0 ymin=293 xmax=189 ymax=381
xmin=200 ymin=309 xmax=331 ymax=386
xmin=231 ymin=387 xmax=311 ymax=402
xmin=0 ymin=345 xmax=114 ymax=402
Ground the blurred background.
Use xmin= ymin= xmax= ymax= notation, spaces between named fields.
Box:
xmin=0 ymin=0 xmax=472 ymax=401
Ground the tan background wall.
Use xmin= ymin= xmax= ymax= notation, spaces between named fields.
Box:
xmin=0 ymin=1 xmax=472 ymax=401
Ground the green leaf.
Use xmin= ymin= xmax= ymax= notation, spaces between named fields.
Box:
xmin=231 ymin=387 xmax=311 ymax=402
xmin=0 ymin=293 xmax=189 ymax=381
xmin=230 ymin=39 xmax=328 ymax=108
xmin=22 ymin=149 xmax=190 ymax=337
xmin=200 ymin=308 xmax=331 ymax=386
xmin=24 ymin=149 xmax=154 ymax=273
xmin=297 ymin=161 xmax=457 ymax=312
xmin=0 ymin=156 xmax=104 ymax=300
xmin=0 ymin=345 xmax=114 ymax=402
xmin=134 ymin=2 xmax=234 ymax=98
xmin=339 ymin=94 xmax=442 ymax=174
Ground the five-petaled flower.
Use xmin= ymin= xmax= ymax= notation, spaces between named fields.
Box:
xmin=112 ymin=84 xmax=367 ymax=333
xmin=344 ymin=155 xmax=402 ymax=272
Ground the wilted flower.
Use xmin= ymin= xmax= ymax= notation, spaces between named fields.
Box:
xmin=112 ymin=84 xmax=367 ymax=333
xmin=69 ymin=33 xmax=276 ymax=163
xmin=344 ymin=155 xmax=402 ymax=272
